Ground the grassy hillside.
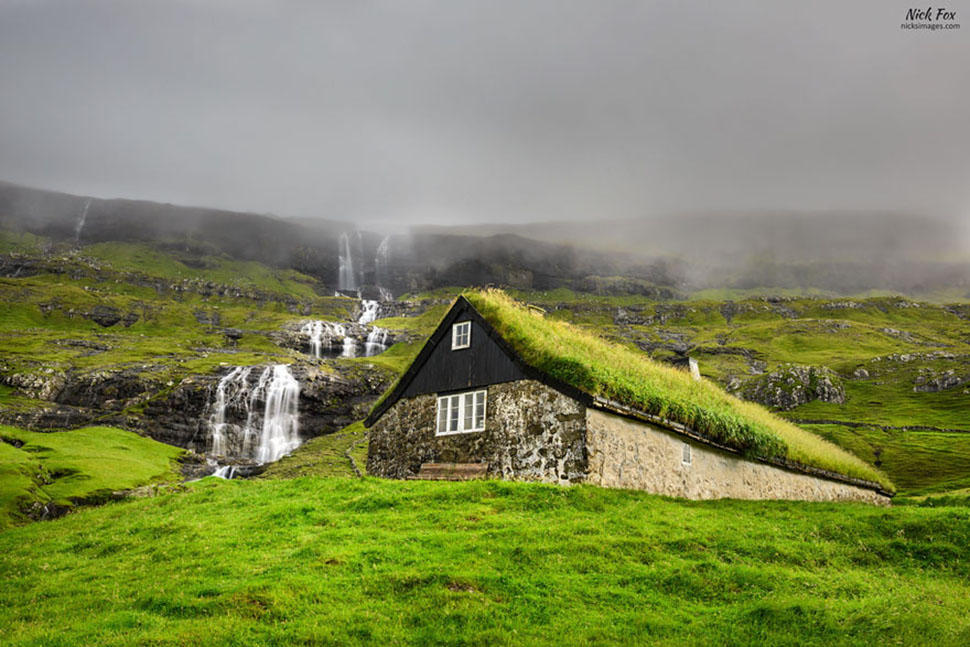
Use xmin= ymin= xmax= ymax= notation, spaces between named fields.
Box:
xmin=258 ymin=422 xmax=368 ymax=480
xmin=0 ymin=232 xmax=409 ymax=425
xmin=464 ymin=290 xmax=891 ymax=489
xmin=2 ymin=478 xmax=970 ymax=646
xmin=2 ymin=230 xmax=968 ymax=497
xmin=0 ymin=425 xmax=184 ymax=528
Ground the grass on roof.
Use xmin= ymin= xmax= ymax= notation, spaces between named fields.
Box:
xmin=464 ymin=290 xmax=893 ymax=491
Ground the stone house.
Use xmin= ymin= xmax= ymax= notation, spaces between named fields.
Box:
xmin=365 ymin=295 xmax=891 ymax=504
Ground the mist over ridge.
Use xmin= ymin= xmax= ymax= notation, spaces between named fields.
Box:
xmin=2 ymin=179 xmax=968 ymax=299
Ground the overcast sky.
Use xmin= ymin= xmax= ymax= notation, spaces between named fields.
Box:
xmin=0 ymin=1 xmax=968 ymax=227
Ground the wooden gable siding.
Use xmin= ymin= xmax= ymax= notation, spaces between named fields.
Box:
xmin=401 ymin=315 xmax=526 ymax=397
xmin=365 ymin=296 xmax=590 ymax=427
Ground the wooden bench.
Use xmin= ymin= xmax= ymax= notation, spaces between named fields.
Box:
xmin=410 ymin=462 xmax=489 ymax=481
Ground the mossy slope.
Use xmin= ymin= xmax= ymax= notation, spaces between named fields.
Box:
xmin=0 ymin=425 xmax=184 ymax=528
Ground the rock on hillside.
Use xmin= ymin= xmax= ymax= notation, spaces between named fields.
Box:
xmin=736 ymin=364 xmax=846 ymax=411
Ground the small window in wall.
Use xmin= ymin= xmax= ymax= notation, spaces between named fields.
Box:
xmin=436 ymin=390 xmax=486 ymax=435
xmin=452 ymin=321 xmax=471 ymax=349
xmin=682 ymin=442 xmax=692 ymax=466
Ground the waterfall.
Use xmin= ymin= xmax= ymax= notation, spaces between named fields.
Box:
xmin=364 ymin=326 xmax=390 ymax=357
xmin=342 ymin=335 xmax=357 ymax=358
xmin=208 ymin=366 xmax=251 ymax=457
xmin=337 ymin=231 xmax=365 ymax=292
xmin=338 ymin=232 xmax=358 ymax=292
xmin=74 ymin=198 xmax=91 ymax=243
xmin=255 ymin=365 xmax=300 ymax=464
xmin=358 ymin=299 xmax=380 ymax=325
xmin=205 ymin=364 xmax=302 ymax=464
xmin=375 ymin=235 xmax=392 ymax=290
xmin=300 ymin=320 xmax=355 ymax=358
xmin=212 ymin=465 xmax=237 ymax=479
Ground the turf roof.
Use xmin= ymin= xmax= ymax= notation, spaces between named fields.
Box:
xmin=375 ymin=289 xmax=894 ymax=492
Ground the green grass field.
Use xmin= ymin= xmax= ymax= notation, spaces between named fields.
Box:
xmin=0 ymin=425 xmax=184 ymax=529
xmin=2 ymin=477 xmax=970 ymax=646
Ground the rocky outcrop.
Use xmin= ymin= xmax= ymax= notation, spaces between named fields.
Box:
xmin=1 ymin=368 xmax=68 ymax=401
xmin=0 ymin=360 xmax=393 ymax=456
xmin=737 ymin=364 xmax=846 ymax=411
xmin=142 ymin=362 xmax=391 ymax=453
xmin=913 ymin=369 xmax=970 ymax=393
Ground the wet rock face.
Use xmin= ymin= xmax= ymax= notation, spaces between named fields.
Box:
xmin=142 ymin=363 xmax=391 ymax=452
xmin=737 ymin=364 xmax=846 ymax=411
xmin=273 ymin=321 xmax=395 ymax=357
xmin=368 ymin=380 xmax=588 ymax=483
xmin=0 ymin=361 xmax=392 ymax=455
xmin=55 ymin=369 xmax=162 ymax=410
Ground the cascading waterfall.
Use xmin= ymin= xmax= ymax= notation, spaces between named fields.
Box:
xmin=74 ymin=198 xmax=92 ymax=243
xmin=337 ymin=231 xmax=364 ymax=292
xmin=212 ymin=465 xmax=237 ymax=479
xmin=375 ymin=235 xmax=392 ymax=290
xmin=342 ymin=335 xmax=357 ymax=358
xmin=364 ymin=326 xmax=390 ymax=357
xmin=300 ymin=320 xmax=356 ymax=358
xmin=358 ymin=299 xmax=381 ymax=325
xmin=206 ymin=365 xmax=302 ymax=467
xmin=255 ymin=365 xmax=301 ymax=464
xmin=356 ymin=300 xmax=389 ymax=356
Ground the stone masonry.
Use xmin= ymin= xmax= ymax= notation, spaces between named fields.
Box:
xmin=585 ymin=408 xmax=889 ymax=505
xmin=367 ymin=379 xmax=587 ymax=483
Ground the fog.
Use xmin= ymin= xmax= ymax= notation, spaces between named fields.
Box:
xmin=0 ymin=1 xmax=968 ymax=235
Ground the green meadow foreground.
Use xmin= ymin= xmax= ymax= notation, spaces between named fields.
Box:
xmin=2 ymin=478 xmax=970 ymax=647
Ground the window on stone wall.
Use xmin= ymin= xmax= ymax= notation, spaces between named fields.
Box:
xmin=436 ymin=389 xmax=486 ymax=435
xmin=682 ymin=442 xmax=692 ymax=466
xmin=452 ymin=321 xmax=471 ymax=349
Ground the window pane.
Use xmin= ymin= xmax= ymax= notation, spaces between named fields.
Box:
xmin=449 ymin=395 xmax=460 ymax=431
xmin=437 ymin=399 xmax=447 ymax=434
xmin=475 ymin=392 xmax=485 ymax=429
xmin=463 ymin=393 xmax=473 ymax=430
xmin=453 ymin=322 xmax=471 ymax=349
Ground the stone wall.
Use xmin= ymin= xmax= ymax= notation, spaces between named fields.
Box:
xmin=585 ymin=408 xmax=889 ymax=505
xmin=367 ymin=379 xmax=587 ymax=483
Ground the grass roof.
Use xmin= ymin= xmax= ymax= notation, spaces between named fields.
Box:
xmin=464 ymin=290 xmax=894 ymax=491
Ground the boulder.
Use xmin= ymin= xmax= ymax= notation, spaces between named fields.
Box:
xmin=738 ymin=364 xmax=845 ymax=411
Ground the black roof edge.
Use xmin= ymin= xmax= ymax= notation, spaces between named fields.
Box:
xmin=364 ymin=295 xmax=592 ymax=427
xmin=364 ymin=296 xmax=472 ymax=427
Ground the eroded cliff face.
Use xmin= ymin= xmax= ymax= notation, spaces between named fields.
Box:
xmin=367 ymin=380 xmax=588 ymax=483
xmin=0 ymin=361 xmax=392 ymax=454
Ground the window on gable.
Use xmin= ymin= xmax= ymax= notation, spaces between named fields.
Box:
xmin=436 ymin=390 xmax=486 ymax=435
xmin=452 ymin=321 xmax=471 ymax=349
xmin=682 ymin=442 xmax=692 ymax=466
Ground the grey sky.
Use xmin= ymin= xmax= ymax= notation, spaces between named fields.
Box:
xmin=0 ymin=1 xmax=968 ymax=227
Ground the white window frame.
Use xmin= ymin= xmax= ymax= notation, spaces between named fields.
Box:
xmin=436 ymin=389 xmax=487 ymax=436
xmin=682 ymin=442 xmax=692 ymax=466
xmin=451 ymin=321 xmax=471 ymax=350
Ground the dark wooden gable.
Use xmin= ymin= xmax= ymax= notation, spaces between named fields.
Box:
xmin=401 ymin=306 xmax=525 ymax=398
xmin=365 ymin=296 xmax=589 ymax=426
